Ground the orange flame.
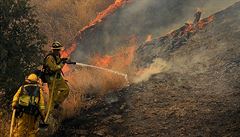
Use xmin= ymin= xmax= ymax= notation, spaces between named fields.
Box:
xmin=197 ymin=15 xmax=214 ymax=29
xmin=77 ymin=0 xmax=129 ymax=37
xmin=184 ymin=23 xmax=194 ymax=33
xmin=61 ymin=0 xmax=129 ymax=73
xmin=61 ymin=0 xmax=129 ymax=57
xmin=62 ymin=65 xmax=71 ymax=74
xmin=91 ymin=46 xmax=136 ymax=70
xmin=91 ymin=37 xmax=136 ymax=71
xmin=60 ymin=43 xmax=77 ymax=58
xmin=60 ymin=43 xmax=77 ymax=74
xmin=182 ymin=15 xmax=214 ymax=34
xmin=93 ymin=55 xmax=113 ymax=68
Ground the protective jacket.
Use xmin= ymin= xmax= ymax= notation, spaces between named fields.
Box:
xmin=12 ymin=83 xmax=45 ymax=111
xmin=12 ymin=82 xmax=45 ymax=137
xmin=43 ymin=52 xmax=69 ymax=108
xmin=43 ymin=52 xmax=64 ymax=78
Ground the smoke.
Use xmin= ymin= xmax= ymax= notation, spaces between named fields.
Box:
xmin=67 ymin=0 xmax=240 ymax=93
xmin=168 ymin=40 xmax=232 ymax=75
xmin=62 ymin=57 xmax=170 ymax=116
xmin=72 ymin=0 xmax=239 ymax=63
xmin=107 ymin=0 xmax=239 ymax=37
xmin=133 ymin=58 xmax=170 ymax=83
xmin=60 ymin=0 xmax=240 ymax=116
xmin=200 ymin=0 xmax=240 ymax=17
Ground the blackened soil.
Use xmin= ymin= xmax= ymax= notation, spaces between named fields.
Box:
xmin=51 ymin=2 xmax=240 ymax=137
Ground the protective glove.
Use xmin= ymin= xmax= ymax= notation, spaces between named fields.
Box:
xmin=61 ymin=58 xmax=69 ymax=64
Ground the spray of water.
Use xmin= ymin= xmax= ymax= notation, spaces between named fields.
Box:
xmin=75 ymin=62 xmax=129 ymax=85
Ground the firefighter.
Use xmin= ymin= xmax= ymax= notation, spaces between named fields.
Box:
xmin=43 ymin=41 xmax=70 ymax=110
xmin=12 ymin=73 xmax=45 ymax=137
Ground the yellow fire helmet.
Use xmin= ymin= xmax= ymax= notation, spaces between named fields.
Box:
xmin=26 ymin=73 xmax=38 ymax=82
xmin=51 ymin=41 xmax=63 ymax=50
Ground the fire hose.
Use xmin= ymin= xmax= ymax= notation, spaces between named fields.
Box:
xmin=75 ymin=62 xmax=129 ymax=84
xmin=9 ymin=109 xmax=16 ymax=137
xmin=64 ymin=61 xmax=129 ymax=84
xmin=43 ymin=62 xmax=129 ymax=124
xmin=44 ymin=73 xmax=57 ymax=123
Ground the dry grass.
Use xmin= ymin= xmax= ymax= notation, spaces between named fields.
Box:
xmin=60 ymin=38 xmax=138 ymax=118
xmin=0 ymin=1 xmax=115 ymax=136
xmin=0 ymin=109 xmax=11 ymax=137
xmin=62 ymin=67 xmax=128 ymax=118
xmin=31 ymin=0 xmax=114 ymax=47
xmin=0 ymin=1 xmax=126 ymax=135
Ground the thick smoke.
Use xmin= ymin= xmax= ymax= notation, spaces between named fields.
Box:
xmin=62 ymin=0 xmax=240 ymax=116
xmin=72 ymin=0 xmax=239 ymax=62
xmin=67 ymin=0 xmax=239 ymax=95
xmin=133 ymin=58 xmax=170 ymax=83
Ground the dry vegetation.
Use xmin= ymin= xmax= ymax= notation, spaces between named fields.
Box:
xmin=31 ymin=0 xmax=114 ymax=47
xmin=1 ymin=1 xmax=115 ymax=136
xmin=0 ymin=110 xmax=11 ymax=137
xmin=62 ymin=67 xmax=128 ymax=118
xmin=60 ymin=37 xmax=138 ymax=118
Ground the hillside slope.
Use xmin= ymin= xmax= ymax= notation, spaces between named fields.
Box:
xmin=52 ymin=2 xmax=240 ymax=137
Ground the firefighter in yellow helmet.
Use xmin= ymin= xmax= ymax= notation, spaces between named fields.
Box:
xmin=12 ymin=73 xmax=45 ymax=137
xmin=43 ymin=41 xmax=70 ymax=110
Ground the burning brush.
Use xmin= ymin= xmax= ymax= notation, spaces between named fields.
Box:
xmin=57 ymin=0 xmax=132 ymax=86
xmin=61 ymin=0 xmax=130 ymax=60
xmin=165 ymin=9 xmax=214 ymax=50
xmin=59 ymin=0 xmax=131 ymax=83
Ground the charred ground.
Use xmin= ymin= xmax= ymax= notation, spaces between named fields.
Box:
xmin=52 ymin=2 xmax=240 ymax=137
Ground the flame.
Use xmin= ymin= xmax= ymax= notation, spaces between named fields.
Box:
xmin=60 ymin=43 xmax=77 ymax=74
xmin=74 ymin=0 xmax=129 ymax=41
xmin=61 ymin=0 xmax=129 ymax=57
xmin=145 ymin=35 xmax=152 ymax=42
xmin=93 ymin=55 xmax=113 ymax=68
xmin=60 ymin=0 xmax=129 ymax=73
xmin=182 ymin=15 xmax=214 ymax=35
xmin=60 ymin=43 xmax=77 ymax=58
xmin=184 ymin=23 xmax=194 ymax=33
xmin=197 ymin=15 xmax=214 ymax=29
xmin=91 ymin=37 xmax=136 ymax=71
xmin=62 ymin=66 xmax=70 ymax=74
xmin=91 ymin=46 xmax=136 ymax=71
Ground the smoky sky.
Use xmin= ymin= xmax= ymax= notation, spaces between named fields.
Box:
xmin=72 ymin=0 xmax=239 ymax=62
